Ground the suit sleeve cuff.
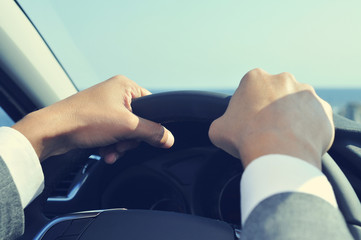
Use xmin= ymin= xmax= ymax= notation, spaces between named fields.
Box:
xmin=240 ymin=154 xmax=337 ymax=226
xmin=0 ymin=127 xmax=44 ymax=208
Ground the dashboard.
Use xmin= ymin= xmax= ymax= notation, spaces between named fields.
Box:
xmin=43 ymin=121 xmax=244 ymax=226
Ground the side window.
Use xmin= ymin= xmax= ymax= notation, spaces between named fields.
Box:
xmin=0 ymin=106 xmax=14 ymax=126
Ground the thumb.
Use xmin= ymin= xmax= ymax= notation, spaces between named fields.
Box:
xmin=129 ymin=116 xmax=175 ymax=148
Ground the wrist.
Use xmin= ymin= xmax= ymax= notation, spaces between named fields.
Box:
xmin=12 ymin=108 xmax=70 ymax=161
xmin=237 ymin=130 xmax=322 ymax=169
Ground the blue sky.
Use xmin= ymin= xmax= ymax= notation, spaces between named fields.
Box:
xmin=19 ymin=0 xmax=361 ymax=90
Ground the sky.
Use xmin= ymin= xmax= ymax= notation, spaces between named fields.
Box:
xmin=19 ymin=0 xmax=361 ymax=90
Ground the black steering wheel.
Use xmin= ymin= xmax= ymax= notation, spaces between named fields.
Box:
xmin=23 ymin=91 xmax=361 ymax=240
xmin=132 ymin=91 xmax=361 ymax=239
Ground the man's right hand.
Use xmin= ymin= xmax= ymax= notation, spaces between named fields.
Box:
xmin=209 ymin=68 xmax=334 ymax=169
xmin=12 ymin=75 xmax=174 ymax=163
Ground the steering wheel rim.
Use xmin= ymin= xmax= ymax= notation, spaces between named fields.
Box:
xmin=131 ymin=91 xmax=231 ymax=123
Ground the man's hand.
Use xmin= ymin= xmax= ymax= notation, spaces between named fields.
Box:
xmin=12 ymin=75 xmax=174 ymax=163
xmin=209 ymin=68 xmax=334 ymax=169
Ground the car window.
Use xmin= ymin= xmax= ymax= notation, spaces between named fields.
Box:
xmin=0 ymin=107 xmax=14 ymax=126
xmin=16 ymin=0 xmax=361 ymax=122
xmin=17 ymin=0 xmax=361 ymax=90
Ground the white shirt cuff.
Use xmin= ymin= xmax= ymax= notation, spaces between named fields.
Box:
xmin=0 ymin=127 xmax=44 ymax=208
xmin=240 ymin=154 xmax=337 ymax=225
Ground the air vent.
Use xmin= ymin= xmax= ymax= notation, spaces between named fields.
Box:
xmin=47 ymin=155 xmax=101 ymax=202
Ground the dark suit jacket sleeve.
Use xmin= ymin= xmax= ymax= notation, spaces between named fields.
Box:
xmin=241 ymin=192 xmax=353 ymax=240
xmin=0 ymin=156 xmax=24 ymax=240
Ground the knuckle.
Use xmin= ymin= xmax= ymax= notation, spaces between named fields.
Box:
xmin=242 ymin=68 xmax=268 ymax=84
xmin=110 ymin=75 xmax=133 ymax=85
xmin=208 ymin=118 xmax=225 ymax=146
xmin=247 ymin=68 xmax=267 ymax=77
xmin=251 ymin=68 xmax=266 ymax=74
xmin=279 ymin=71 xmax=295 ymax=80
xmin=105 ymin=75 xmax=126 ymax=86
xmin=208 ymin=120 xmax=218 ymax=141
xmin=300 ymin=83 xmax=316 ymax=95
xmin=112 ymin=74 xmax=126 ymax=80
xmin=122 ymin=115 xmax=139 ymax=133
xmin=274 ymin=72 xmax=299 ymax=89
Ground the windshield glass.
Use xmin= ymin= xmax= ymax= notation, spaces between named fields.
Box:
xmin=17 ymin=0 xmax=361 ymax=120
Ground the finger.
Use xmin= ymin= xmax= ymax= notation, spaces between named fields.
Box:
xmin=104 ymin=152 xmax=122 ymax=164
xmin=141 ymin=87 xmax=152 ymax=96
xmin=99 ymin=141 xmax=139 ymax=164
xmin=99 ymin=146 xmax=122 ymax=164
xmin=129 ymin=116 xmax=174 ymax=148
xmin=115 ymin=140 xmax=140 ymax=152
xmin=240 ymin=68 xmax=270 ymax=86
xmin=126 ymin=79 xmax=151 ymax=99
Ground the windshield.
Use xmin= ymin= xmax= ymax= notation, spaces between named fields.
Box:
xmin=17 ymin=0 xmax=361 ymax=120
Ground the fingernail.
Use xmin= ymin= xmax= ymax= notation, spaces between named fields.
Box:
xmin=164 ymin=130 xmax=175 ymax=148
xmin=105 ymin=152 xmax=119 ymax=164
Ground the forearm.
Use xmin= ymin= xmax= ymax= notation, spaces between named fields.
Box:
xmin=0 ymin=127 xmax=44 ymax=239
xmin=12 ymin=107 xmax=72 ymax=161
xmin=0 ymin=158 xmax=24 ymax=239
xmin=0 ymin=127 xmax=44 ymax=207
xmin=240 ymin=154 xmax=337 ymax=224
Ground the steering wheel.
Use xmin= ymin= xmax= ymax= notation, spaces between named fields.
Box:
xmin=132 ymin=91 xmax=361 ymax=239
xmin=23 ymin=91 xmax=361 ymax=240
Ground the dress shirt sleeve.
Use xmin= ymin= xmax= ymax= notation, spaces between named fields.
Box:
xmin=240 ymin=154 xmax=337 ymax=225
xmin=0 ymin=127 xmax=44 ymax=208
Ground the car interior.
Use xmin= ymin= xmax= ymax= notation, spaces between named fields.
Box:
xmin=15 ymin=90 xmax=361 ymax=240
xmin=1 ymin=0 xmax=361 ymax=240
